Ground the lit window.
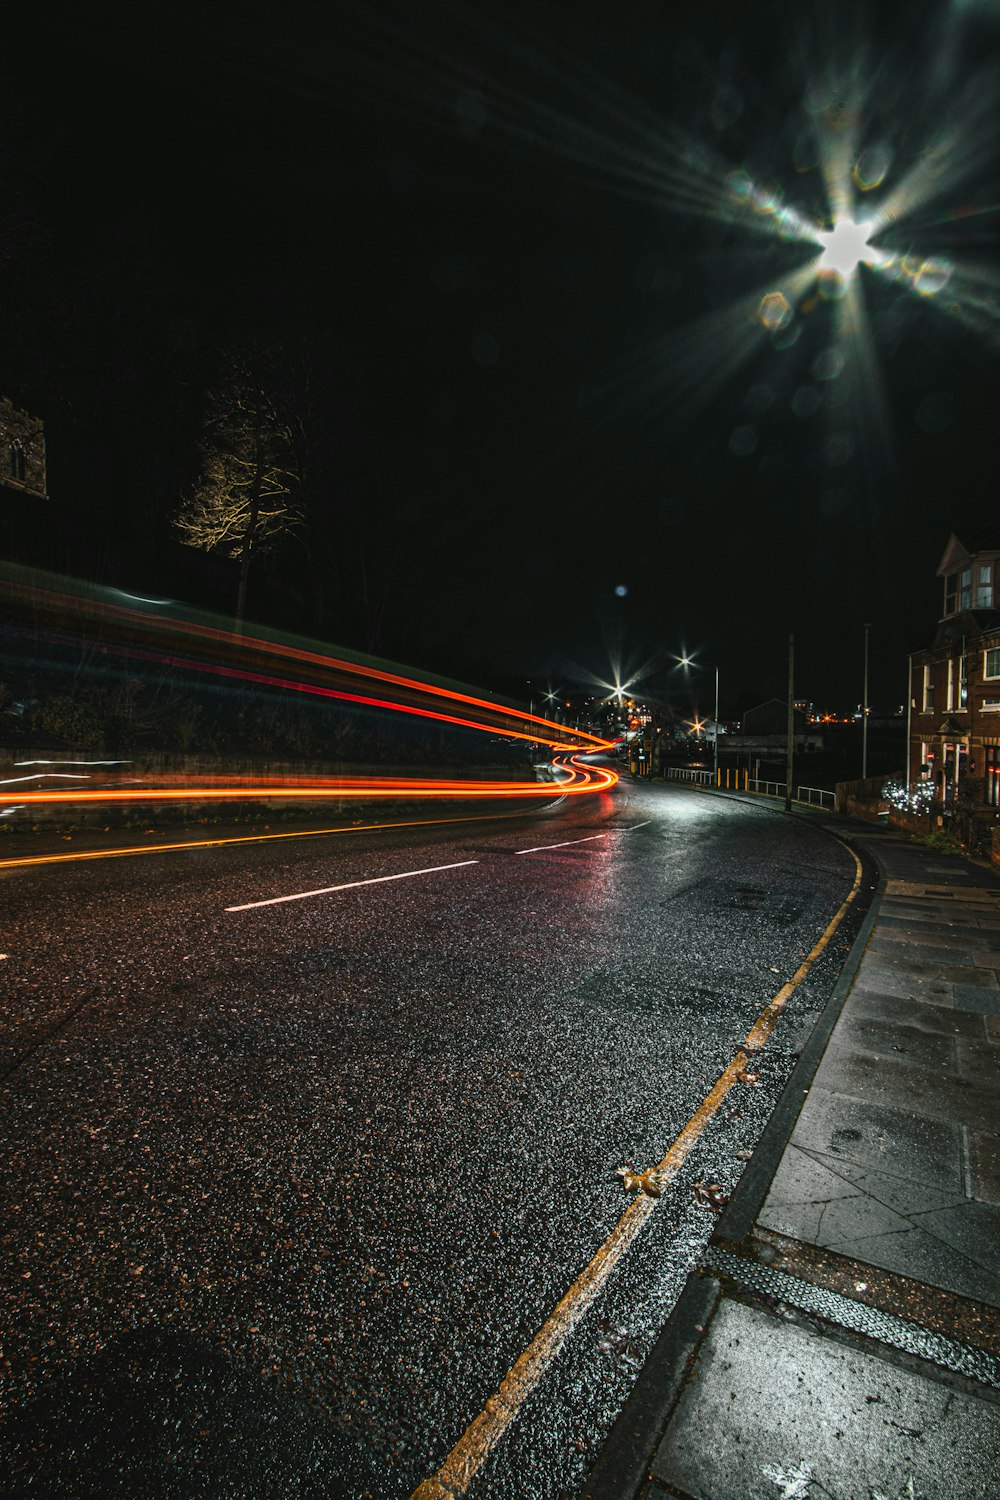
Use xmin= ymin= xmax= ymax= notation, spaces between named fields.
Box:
xmin=946 ymin=659 xmax=955 ymax=711
xmin=977 ymin=563 xmax=994 ymax=610
xmin=983 ymin=698 xmax=1000 ymax=712
xmin=985 ymin=648 xmax=1000 ymax=680
xmin=960 ymin=654 xmax=968 ymax=707
xmin=922 ymin=663 xmax=935 ymax=710
xmin=986 ymin=746 xmax=1000 ymax=808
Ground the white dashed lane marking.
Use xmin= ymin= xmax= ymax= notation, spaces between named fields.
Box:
xmin=225 ymin=860 xmax=480 ymax=911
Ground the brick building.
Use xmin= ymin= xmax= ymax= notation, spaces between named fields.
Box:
xmin=0 ymin=396 xmax=47 ymax=502
xmin=909 ymin=534 xmax=1000 ymax=820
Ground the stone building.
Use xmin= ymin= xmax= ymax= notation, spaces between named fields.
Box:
xmin=909 ymin=533 xmax=1000 ymax=817
xmin=0 ymin=396 xmax=47 ymax=501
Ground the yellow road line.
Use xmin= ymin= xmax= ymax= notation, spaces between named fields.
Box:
xmin=0 ymin=809 xmax=537 ymax=872
xmin=411 ymin=841 xmax=864 ymax=1500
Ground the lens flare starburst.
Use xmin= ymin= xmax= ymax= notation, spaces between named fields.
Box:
xmin=815 ymin=218 xmax=880 ymax=276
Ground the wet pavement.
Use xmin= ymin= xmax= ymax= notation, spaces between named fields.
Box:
xmin=584 ymin=809 xmax=1000 ymax=1500
xmin=0 ymin=778 xmax=867 ymax=1497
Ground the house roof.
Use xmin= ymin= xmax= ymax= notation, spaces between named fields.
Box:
xmin=936 ymin=532 xmax=1000 ymax=577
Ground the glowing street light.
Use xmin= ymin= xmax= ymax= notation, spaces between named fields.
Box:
xmin=678 ymin=654 xmax=720 ymax=786
xmin=815 ymin=217 xmax=880 ymax=277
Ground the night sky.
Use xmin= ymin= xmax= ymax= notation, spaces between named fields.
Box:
xmin=2 ymin=0 xmax=998 ymax=716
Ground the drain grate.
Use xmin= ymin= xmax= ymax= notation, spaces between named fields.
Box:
xmin=705 ymin=1247 xmax=1000 ymax=1390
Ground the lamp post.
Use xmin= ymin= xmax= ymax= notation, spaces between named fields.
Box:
xmin=679 ymin=656 xmax=720 ymax=786
xmin=862 ymin=622 xmax=870 ymax=780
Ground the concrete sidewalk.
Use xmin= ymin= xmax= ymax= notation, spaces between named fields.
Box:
xmin=583 ymin=816 xmax=1000 ymax=1500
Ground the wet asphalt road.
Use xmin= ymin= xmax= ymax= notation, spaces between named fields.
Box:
xmin=0 ymin=775 xmax=867 ymax=1498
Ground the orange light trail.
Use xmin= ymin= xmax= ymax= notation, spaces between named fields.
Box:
xmin=0 ymin=757 xmax=619 ymax=810
xmin=0 ymin=565 xmax=618 ymax=825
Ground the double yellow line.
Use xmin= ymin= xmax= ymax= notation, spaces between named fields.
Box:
xmin=411 ymin=841 xmax=864 ymax=1499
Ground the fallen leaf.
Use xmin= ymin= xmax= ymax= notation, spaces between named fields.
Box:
xmin=615 ymin=1165 xmax=662 ymax=1198
xmin=693 ymin=1181 xmax=730 ymax=1211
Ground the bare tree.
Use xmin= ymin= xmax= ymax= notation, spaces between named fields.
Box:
xmin=174 ymin=354 xmax=301 ymax=623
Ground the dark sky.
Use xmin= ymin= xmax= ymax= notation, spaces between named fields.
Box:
xmin=2 ymin=0 xmax=998 ymax=715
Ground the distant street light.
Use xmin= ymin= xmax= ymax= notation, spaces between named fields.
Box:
xmin=678 ymin=655 xmax=720 ymax=786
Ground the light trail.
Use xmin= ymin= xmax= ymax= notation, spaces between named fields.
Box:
xmin=224 ymin=859 xmax=479 ymax=912
xmin=0 ymin=757 xmax=619 ymax=811
xmin=0 ymin=565 xmax=618 ymax=835
xmin=0 ymin=565 xmax=615 ymax=753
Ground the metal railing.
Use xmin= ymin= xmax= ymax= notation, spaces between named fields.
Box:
xmin=659 ymin=767 xmax=836 ymax=809
xmin=746 ymin=778 xmax=835 ymax=808
xmin=748 ymin=778 xmax=786 ymax=799
xmin=796 ymin=785 xmax=836 ymax=808
xmin=663 ymin=766 xmax=713 ymax=786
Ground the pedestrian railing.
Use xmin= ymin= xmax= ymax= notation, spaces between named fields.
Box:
xmin=662 ymin=766 xmax=713 ymax=786
xmin=796 ymin=785 xmax=836 ymax=808
xmin=657 ymin=767 xmax=836 ymax=809
xmin=746 ymin=779 xmax=836 ymax=808
xmin=748 ymin=778 xmax=787 ymax=799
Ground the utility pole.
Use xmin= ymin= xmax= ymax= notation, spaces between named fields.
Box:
xmin=862 ymin=622 xmax=871 ymax=779
xmin=713 ymin=664 xmax=720 ymax=788
xmin=905 ymin=654 xmax=913 ymax=794
xmin=785 ymin=633 xmax=795 ymax=812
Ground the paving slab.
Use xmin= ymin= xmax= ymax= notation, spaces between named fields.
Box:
xmin=848 ymin=988 xmax=991 ymax=1035
xmin=650 ymin=1298 xmax=1000 ymax=1500
xmin=909 ymin=1200 xmax=1000 ymax=1279
xmin=956 ymin=1034 xmax=1000 ymax=1086
xmin=807 ymin=1049 xmax=998 ymax=1135
xmin=824 ymin=1011 xmax=956 ymax=1069
xmin=876 ymin=913 xmax=988 ymax=934
xmin=867 ymin=933 xmax=977 ymax=965
xmin=954 ymin=984 xmax=1000 ymax=1016
xmin=762 ymin=1089 xmax=966 ymax=1195
xmin=797 ymin=1147 xmax=966 ymax=1217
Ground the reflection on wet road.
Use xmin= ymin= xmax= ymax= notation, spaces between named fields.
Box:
xmin=0 ymin=778 xmax=865 ymax=1498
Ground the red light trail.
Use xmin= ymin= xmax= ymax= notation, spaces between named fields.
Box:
xmin=0 ymin=564 xmax=619 ymax=818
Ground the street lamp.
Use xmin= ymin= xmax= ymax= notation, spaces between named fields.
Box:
xmin=678 ymin=655 xmax=720 ymax=786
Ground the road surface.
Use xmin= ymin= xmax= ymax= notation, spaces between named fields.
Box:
xmin=0 ymin=774 xmax=869 ymax=1498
